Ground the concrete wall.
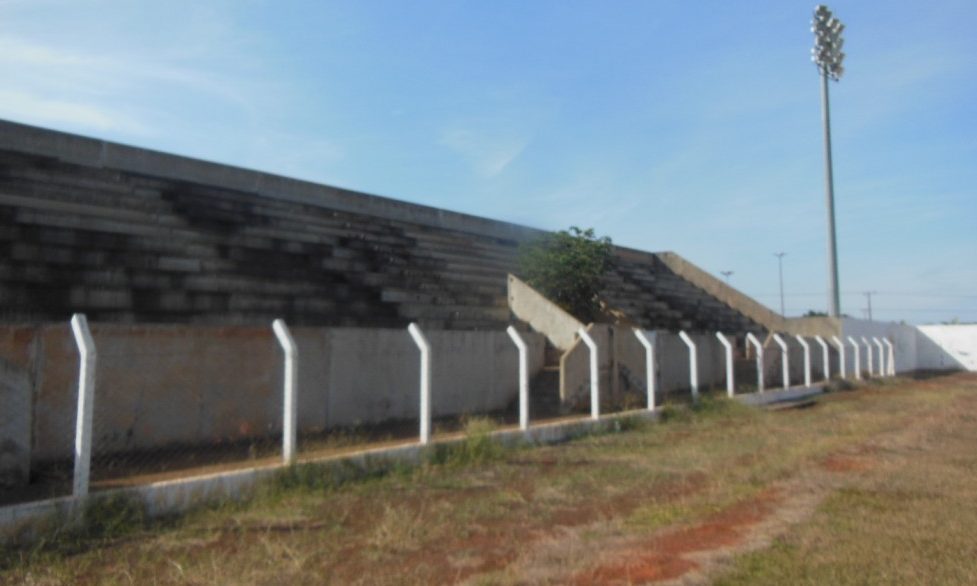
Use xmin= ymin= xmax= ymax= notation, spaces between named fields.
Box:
xmin=0 ymin=357 xmax=31 ymax=487
xmin=573 ymin=327 xmax=727 ymax=404
xmin=560 ymin=324 xmax=615 ymax=406
xmin=0 ymin=323 xmax=544 ymax=466
xmin=916 ymin=325 xmax=977 ymax=371
xmin=759 ymin=334 xmax=840 ymax=388
xmin=839 ymin=318 xmax=919 ymax=374
xmin=507 ymin=274 xmax=583 ymax=351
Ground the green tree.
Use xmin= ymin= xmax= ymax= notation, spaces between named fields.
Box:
xmin=518 ymin=226 xmax=613 ymax=322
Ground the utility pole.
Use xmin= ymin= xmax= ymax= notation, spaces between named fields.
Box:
xmin=811 ymin=5 xmax=846 ymax=317
xmin=720 ymin=270 xmax=734 ymax=285
xmin=774 ymin=252 xmax=787 ymax=316
xmin=864 ymin=291 xmax=876 ymax=321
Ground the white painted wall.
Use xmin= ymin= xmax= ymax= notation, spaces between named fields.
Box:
xmin=916 ymin=325 xmax=977 ymax=371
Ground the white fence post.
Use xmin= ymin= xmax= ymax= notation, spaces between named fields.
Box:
xmin=861 ymin=337 xmax=873 ymax=377
xmin=795 ymin=335 xmax=812 ymax=387
xmin=506 ymin=326 xmax=530 ymax=431
xmin=814 ymin=335 xmax=830 ymax=381
xmin=70 ymin=313 xmax=96 ymax=498
xmin=716 ymin=332 xmax=734 ymax=398
xmin=678 ymin=331 xmax=698 ymax=401
xmin=407 ymin=323 xmax=432 ymax=445
xmin=633 ymin=329 xmax=657 ymax=411
xmin=884 ymin=338 xmax=896 ymax=375
xmin=577 ymin=328 xmax=600 ymax=419
xmin=772 ymin=333 xmax=789 ymax=390
xmin=873 ymin=337 xmax=885 ymax=376
xmin=746 ymin=332 xmax=764 ymax=393
xmin=832 ymin=335 xmax=846 ymax=378
xmin=847 ymin=336 xmax=862 ymax=380
xmin=272 ymin=319 xmax=298 ymax=465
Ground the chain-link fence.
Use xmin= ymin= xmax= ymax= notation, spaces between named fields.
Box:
xmin=2 ymin=319 xmax=889 ymax=511
xmin=90 ymin=326 xmax=283 ymax=490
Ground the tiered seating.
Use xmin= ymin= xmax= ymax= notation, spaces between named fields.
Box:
xmin=603 ymin=252 xmax=762 ymax=334
xmin=0 ymin=144 xmax=762 ymax=336
xmin=0 ymin=150 xmax=515 ymax=329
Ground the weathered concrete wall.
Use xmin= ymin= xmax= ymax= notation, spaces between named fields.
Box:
xmin=783 ymin=316 xmax=841 ymax=338
xmin=507 ymin=274 xmax=583 ymax=351
xmin=655 ymin=331 xmax=726 ymax=396
xmin=760 ymin=335 xmax=839 ymax=388
xmin=839 ymin=318 xmax=919 ymax=374
xmin=0 ymin=323 xmax=544 ymax=466
xmin=560 ymin=324 xmax=614 ymax=406
xmin=573 ymin=327 xmax=727 ymax=405
xmin=0 ymin=357 xmax=31 ymax=487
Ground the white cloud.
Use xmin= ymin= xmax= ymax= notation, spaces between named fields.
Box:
xmin=0 ymin=89 xmax=150 ymax=135
xmin=439 ymin=126 xmax=532 ymax=178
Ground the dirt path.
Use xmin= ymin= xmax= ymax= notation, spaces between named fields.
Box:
xmin=479 ymin=379 xmax=975 ymax=585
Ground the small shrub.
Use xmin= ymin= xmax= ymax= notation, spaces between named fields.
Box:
xmin=518 ymin=226 xmax=613 ymax=322
xmin=429 ymin=417 xmax=504 ymax=468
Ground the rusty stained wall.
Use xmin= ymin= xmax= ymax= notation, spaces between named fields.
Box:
xmin=0 ymin=323 xmax=545 ymax=465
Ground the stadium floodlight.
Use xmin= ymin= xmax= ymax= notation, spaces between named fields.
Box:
xmin=811 ymin=4 xmax=845 ymax=317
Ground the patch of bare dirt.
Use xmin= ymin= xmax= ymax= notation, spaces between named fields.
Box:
xmin=481 ymin=376 xmax=977 ymax=585
xmin=571 ymin=489 xmax=783 ymax=585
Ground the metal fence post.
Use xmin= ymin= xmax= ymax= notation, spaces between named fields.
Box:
xmin=577 ymin=328 xmax=600 ymax=419
xmin=715 ymin=332 xmax=734 ymax=397
xmin=745 ymin=332 xmax=764 ymax=393
xmin=873 ymin=337 xmax=885 ymax=376
xmin=272 ymin=319 xmax=298 ymax=464
xmin=795 ymin=335 xmax=812 ymax=387
xmin=506 ymin=326 xmax=530 ymax=431
xmin=847 ymin=336 xmax=861 ymax=380
xmin=832 ymin=335 xmax=846 ymax=378
xmin=861 ymin=337 xmax=873 ymax=377
xmin=884 ymin=338 xmax=896 ymax=375
xmin=814 ymin=335 xmax=830 ymax=381
xmin=70 ymin=313 xmax=96 ymax=498
xmin=772 ymin=333 xmax=789 ymax=389
xmin=678 ymin=331 xmax=698 ymax=401
xmin=633 ymin=329 xmax=657 ymax=411
xmin=407 ymin=323 xmax=432 ymax=445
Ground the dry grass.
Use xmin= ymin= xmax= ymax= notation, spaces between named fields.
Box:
xmin=2 ymin=373 xmax=975 ymax=585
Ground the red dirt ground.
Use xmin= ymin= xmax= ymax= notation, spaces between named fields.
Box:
xmin=571 ymin=488 xmax=783 ymax=585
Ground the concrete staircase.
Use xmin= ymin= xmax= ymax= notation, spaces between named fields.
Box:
xmin=529 ymin=343 xmax=564 ymax=419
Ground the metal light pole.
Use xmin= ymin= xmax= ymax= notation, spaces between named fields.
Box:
xmin=720 ymin=270 xmax=734 ymax=285
xmin=774 ymin=252 xmax=786 ymax=316
xmin=812 ymin=5 xmax=845 ymax=317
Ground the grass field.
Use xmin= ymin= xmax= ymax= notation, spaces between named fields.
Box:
xmin=3 ymin=372 xmax=976 ymax=585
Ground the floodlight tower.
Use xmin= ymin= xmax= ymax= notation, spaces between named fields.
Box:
xmin=812 ymin=5 xmax=845 ymax=317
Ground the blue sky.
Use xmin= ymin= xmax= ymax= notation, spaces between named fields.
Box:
xmin=2 ymin=0 xmax=975 ymax=323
